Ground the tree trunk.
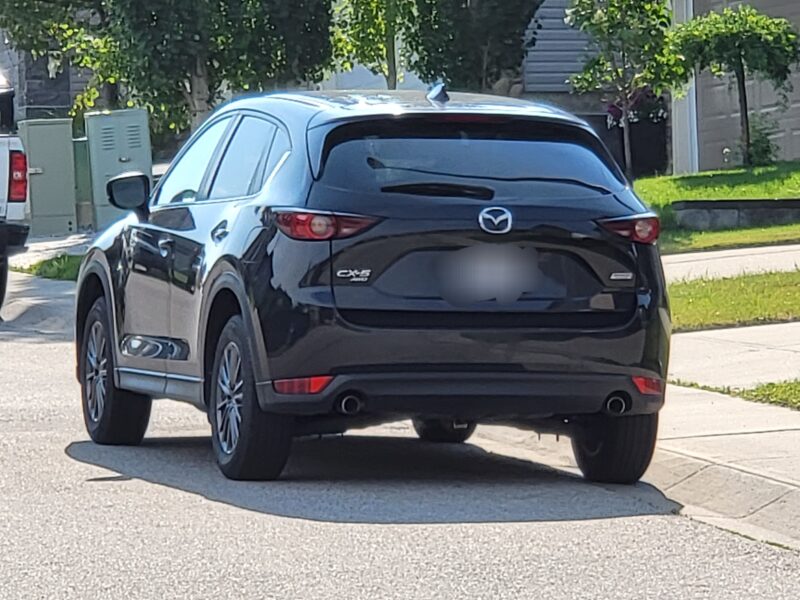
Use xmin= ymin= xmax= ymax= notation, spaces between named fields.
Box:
xmin=621 ymin=109 xmax=634 ymax=181
xmin=187 ymin=55 xmax=211 ymax=131
xmin=734 ymin=58 xmax=751 ymax=166
xmin=385 ymin=26 xmax=398 ymax=90
xmin=102 ymin=81 xmax=120 ymax=110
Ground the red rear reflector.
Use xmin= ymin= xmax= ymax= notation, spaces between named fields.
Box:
xmin=9 ymin=151 xmax=27 ymax=202
xmin=632 ymin=376 xmax=663 ymax=396
xmin=273 ymin=376 xmax=334 ymax=395
xmin=275 ymin=212 xmax=378 ymax=241
xmin=600 ymin=216 xmax=660 ymax=244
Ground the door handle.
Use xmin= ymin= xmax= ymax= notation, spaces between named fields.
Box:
xmin=211 ymin=221 xmax=229 ymax=243
xmin=158 ymin=238 xmax=174 ymax=258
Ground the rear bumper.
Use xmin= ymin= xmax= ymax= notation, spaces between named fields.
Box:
xmin=256 ymin=371 xmax=665 ymax=419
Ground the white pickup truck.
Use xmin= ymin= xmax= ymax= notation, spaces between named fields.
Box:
xmin=0 ymin=134 xmax=30 ymax=309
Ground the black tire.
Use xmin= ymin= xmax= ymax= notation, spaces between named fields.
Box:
xmin=412 ymin=418 xmax=477 ymax=444
xmin=80 ymin=297 xmax=152 ymax=445
xmin=209 ymin=315 xmax=293 ymax=481
xmin=571 ymin=413 xmax=659 ymax=484
xmin=0 ymin=257 xmax=8 ymax=313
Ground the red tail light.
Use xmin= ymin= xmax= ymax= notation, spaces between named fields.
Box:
xmin=599 ymin=216 xmax=660 ymax=244
xmin=8 ymin=151 xmax=28 ymax=203
xmin=274 ymin=211 xmax=378 ymax=241
xmin=273 ymin=376 xmax=334 ymax=395
xmin=632 ymin=376 xmax=664 ymax=396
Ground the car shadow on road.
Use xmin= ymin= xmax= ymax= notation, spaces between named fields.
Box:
xmin=66 ymin=433 xmax=681 ymax=525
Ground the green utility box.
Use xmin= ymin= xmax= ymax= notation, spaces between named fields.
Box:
xmin=84 ymin=109 xmax=152 ymax=229
xmin=18 ymin=119 xmax=77 ymax=236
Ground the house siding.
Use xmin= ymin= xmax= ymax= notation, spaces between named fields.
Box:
xmin=524 ymin=0 xmax=590 ymax=94
xmin=695 ymin=0 xmax=800 ymax=170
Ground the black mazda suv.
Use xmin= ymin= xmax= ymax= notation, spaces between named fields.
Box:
xmin=75 ymin=90 xmax=670 ymax=483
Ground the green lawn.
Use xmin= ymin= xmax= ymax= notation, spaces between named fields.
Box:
xmin=669 ymin=270 xmax=800 ymax=332
xmin=15 ymin=254 xmax=83 ymax=281
xmin=660 ymin=222 xmax=800 ymax=254
xmin=635 ymin=160 xmax=800 ymax=214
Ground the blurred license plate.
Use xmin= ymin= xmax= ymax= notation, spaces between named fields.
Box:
xmin=439 ymin=245 xmax=539 ymax=305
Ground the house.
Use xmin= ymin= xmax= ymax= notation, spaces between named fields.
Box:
xmin=673 ymin=0 xmax=800 ymax=173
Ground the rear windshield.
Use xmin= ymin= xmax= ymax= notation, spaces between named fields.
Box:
xmin=319 ymin=118 xmax=626 ymax=197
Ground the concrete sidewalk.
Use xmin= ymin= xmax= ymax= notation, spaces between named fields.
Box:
xmin=9 ymin=233 xmax=93 ymax=270
xmin=670 ymin=321 xmax=800 ymax=389
xmin=662 ymin=243 xmax=800 ymax=282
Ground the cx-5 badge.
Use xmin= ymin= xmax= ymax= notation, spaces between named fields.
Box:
xmin=478 ymin=207 xmax=513 ymax=235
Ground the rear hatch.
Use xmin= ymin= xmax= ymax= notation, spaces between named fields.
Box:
xmin=307 ymin=116 xmax=651 ymax=329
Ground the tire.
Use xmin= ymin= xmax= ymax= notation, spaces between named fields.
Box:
xmin=209 ymin=315 xmax=293 ymax=481
xmin=571 ymin=413 xmax=659 ymax=484
xmin=412 ymin=418 xmax=477 ymax=444
xmin=80 ymin=297 xmax=152 ymax=445
xmin=0 ymin=257 xmax=8 ymax=313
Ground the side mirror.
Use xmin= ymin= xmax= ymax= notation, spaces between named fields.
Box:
xmin=107 ymin=172 xmax=150 ymax=218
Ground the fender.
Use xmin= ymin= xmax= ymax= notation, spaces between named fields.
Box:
xmin=198 ymin=264 xmax=271 ymax=404
xmin=74 ymin=256 xmax=120 ymax=385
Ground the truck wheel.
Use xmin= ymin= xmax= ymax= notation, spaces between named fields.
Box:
xmin=413 ymin=419 xmax=477 ymax=443
xmin=80 ymin=297 xmax=152 ymax=445
xmin=571 ymin=414 xmax=658 ymax=484
xmin=209 ymin=315 xmax=293 ymax=481
xmin=0 ymin=257 xmax=8 ymax=313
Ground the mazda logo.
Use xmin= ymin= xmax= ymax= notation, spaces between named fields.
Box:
xmin=478 ymin=207 xmax=513 ymax=235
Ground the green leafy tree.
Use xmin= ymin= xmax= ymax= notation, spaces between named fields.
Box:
xmin=408 ymin=0 xmax=542 ymax=92
xmin=333 ymin=0 xmax=415 ymax=89
xmin=565 ymin=0 xmax=688 ymax=178
xmin=0 ymin=1 xmax=334 ymax=131
xmin=675 ymin=6 xmax=800 ymax=166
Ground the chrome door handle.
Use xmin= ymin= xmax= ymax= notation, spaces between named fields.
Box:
xmin=158 ymin=238 xmax=174 ymax=258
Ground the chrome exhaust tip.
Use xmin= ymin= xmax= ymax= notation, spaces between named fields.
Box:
xmin=605 ymin=395 xmax=628 ymax=416
xmin=337 ymin=394 xmax=363 ymax=416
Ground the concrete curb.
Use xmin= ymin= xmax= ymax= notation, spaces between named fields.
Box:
xmin=475 ymin=426 xmax=800 ymax=551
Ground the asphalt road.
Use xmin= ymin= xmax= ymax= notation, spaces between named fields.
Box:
xmin=1 ymin=272 xmax=799 ymax=598
xmin=0 ymin=341 xmax=797 ymax=598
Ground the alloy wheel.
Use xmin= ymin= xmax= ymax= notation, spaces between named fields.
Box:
xmin=85 ymin=321 xmax=108 ymax=423
xmin=215 ymin=341 xmax=244 ymax=455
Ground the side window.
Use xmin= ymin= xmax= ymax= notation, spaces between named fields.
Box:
xmin=154 ymin=117 xmax=231 ymax=206
xmin=208 ymin=116 xmax=277 ymax=200
xmin=259 ymin=129 xmax=291 ymax=189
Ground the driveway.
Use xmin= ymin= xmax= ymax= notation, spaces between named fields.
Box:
xmin=1 ymin=271 xmax=799 ymax=598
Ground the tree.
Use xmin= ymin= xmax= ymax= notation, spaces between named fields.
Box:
xmin=675 ymin=6 xmax=800 ymax=166
xmin=565 ymin=0 xmax=688 ymax=179
xmin=408 ymin=0 xmax=542 ymax=92
xmin=0 ymin=1 xmax=335 ymax=131
xmin=333 ymin=0 xmax=415 ymax=89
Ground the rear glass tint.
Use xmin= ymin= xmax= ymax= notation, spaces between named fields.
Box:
xmin=319 ymin=118 xmax=625 ymax=197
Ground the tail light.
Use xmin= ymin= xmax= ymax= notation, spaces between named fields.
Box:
xmin=599 ymin=215 xmax=660 ymax=244
xmin=8 ymin=151 xmax=28 ymax=203
xmin=274 ymin=211 xmax=379 ymax=241
xmin=273 ymin=376 xmax=334 ymax=395
xmin=632 ymin=376 xmax=664 ymax=396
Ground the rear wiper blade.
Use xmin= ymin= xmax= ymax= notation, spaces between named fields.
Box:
xmin=367 ymin=156 xmax=612 ymax=194
xmin=381 ymin=182 xmax=495 ymax=201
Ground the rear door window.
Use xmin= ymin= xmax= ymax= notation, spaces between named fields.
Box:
xmin=208 ymin=116 xmax=277 ymax=200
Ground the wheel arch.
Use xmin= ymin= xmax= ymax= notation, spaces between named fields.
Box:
xmin=75 ymin=260 xmax=115 ymax=383
xmin=199 ymin=268 xmax=270 ymax=409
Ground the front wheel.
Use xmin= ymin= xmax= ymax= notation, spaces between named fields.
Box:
xmin=80 ymin=297 xmax=152 ymax=445
xmin=209 ymin=315 xmax=293 ymax=481
xmin=571 ymin=413 xmax=658 ymax=484
xmin=0 ymin=257 xmax=8 ymax=313
xmin=412 ymin=419 xmax=477 ymax=444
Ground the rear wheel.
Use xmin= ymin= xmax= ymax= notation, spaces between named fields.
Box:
xmin=412 ymin=418 xmax=477 ymax=444
xmin=571 ymin=414 xmax=658 ymax=484
xmin=80 ymin=297 xmax=152 ymax=445
xmin=209 ymin=315 xmax=293 ymax=481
